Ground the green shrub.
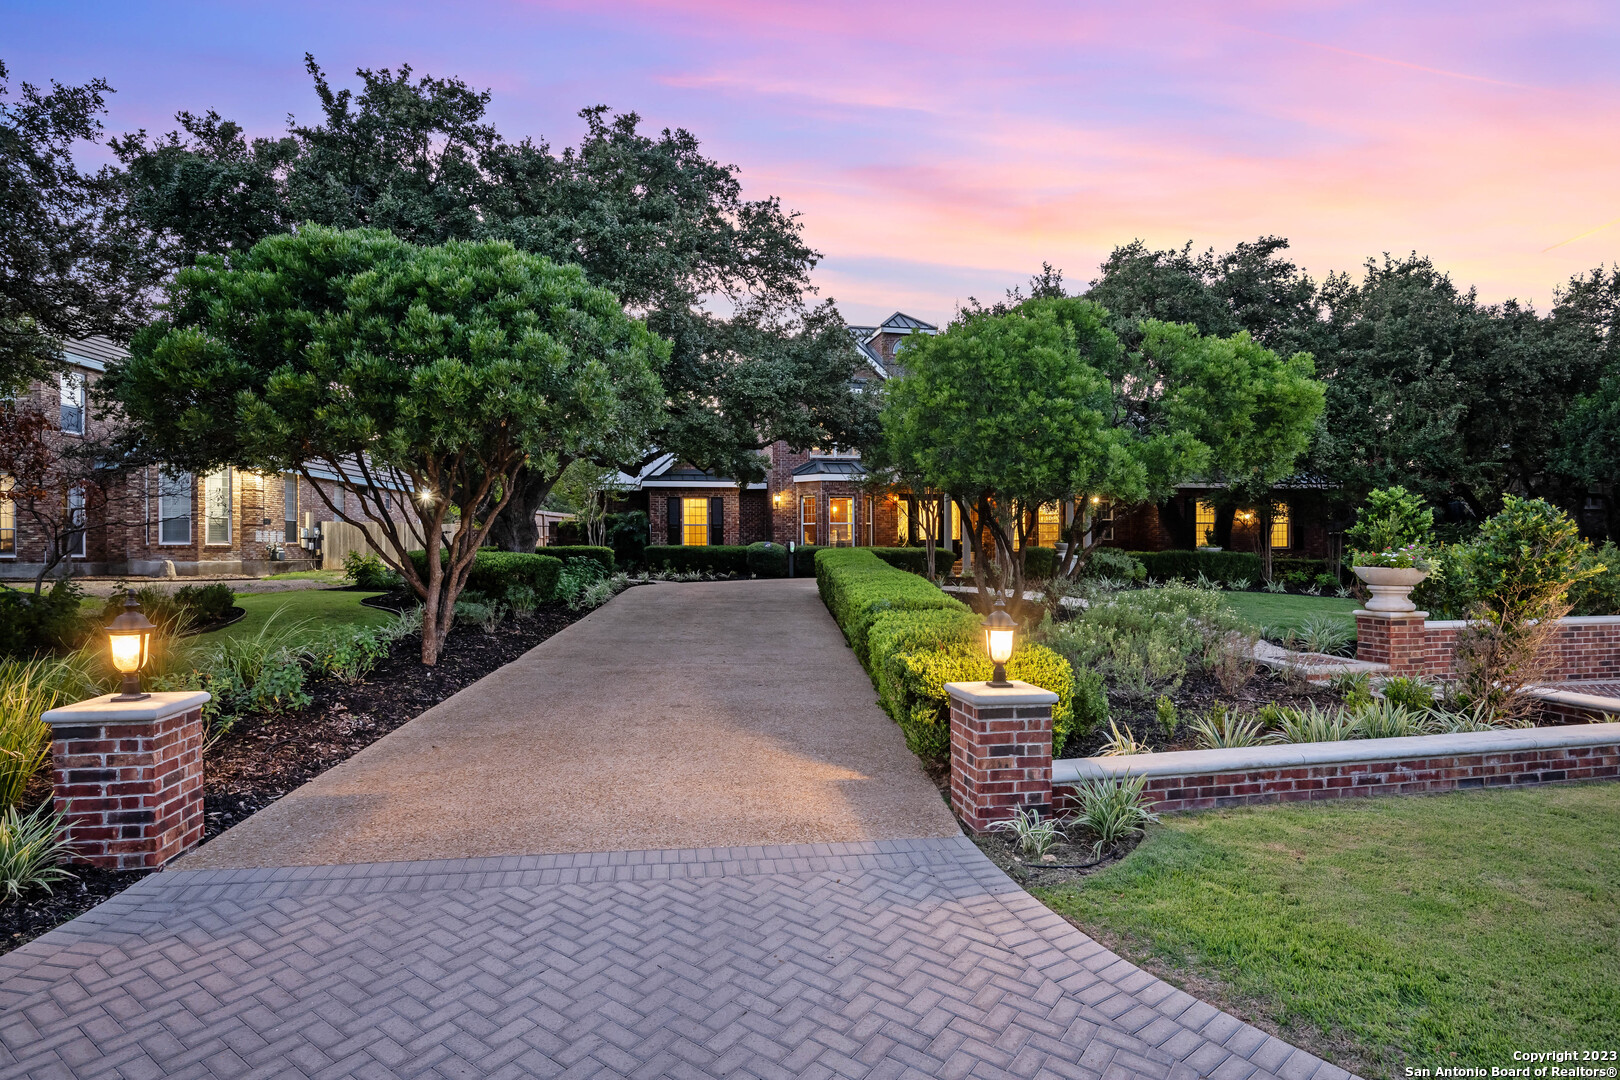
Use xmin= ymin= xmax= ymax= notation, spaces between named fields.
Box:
xmin=815 ymin=548 xmax=967 ymax=668
xmin=868 ymin=607 xmax=982 ymax=720
xmin=1071 ymin=668 xmax=1109 ymax=744
xmin=1046 ymin=583 xmax=1247 ymax=701
xmin=406 ymin=549 xmax=563 ymax=601
xmin=1273 ymin=557 xmax=1331 ymax=583
xmin=870 ymin=547 xmax=928 ymax=575
xmin=453 ymin=597 xmax=501 ymax=631
xmin=1 ymin=581 xmax=92 ymax=658
xmin=746 ymin=541 xmax=789 ymax=578
xmin=0 ymin=658 xmax=58 ymax=808
xmin=1022 ymin=546 xmax=1059 ymax=580
xmin=643 ymin=545 xmax=750 ymax=575
xmin=884 ymin=642 xmax=1076 ymax=760
xmin=1124 ymin=549 xmax=1262 ymax=585
xmin=1380 ymin=676 xmax=1436 ymax=712
xmin=555 ymin=560 xmax=607 ymax=604
xmin=344 ymin=550 xmax=401 ymax=591
xmin=1570 ymin=542 xmax=1620 ymax=616
xmin=1081 ymin=548 xmax=1146 ymax=582
xmin=790 ymin=545 xmax=823 ymax=577
xmin=1070 ymin=775 xmax=1158 ymax=855
xmin=540 ymin=546 xmax=616 ymax=574
xmin=1346 ymin=485 xmax=1434 ymax=558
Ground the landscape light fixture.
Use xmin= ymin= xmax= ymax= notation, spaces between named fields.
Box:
xmin=982 ymin=599 xmax=1016 ymax=687
xmin=107 ymin=597 xmax=156 ymax=701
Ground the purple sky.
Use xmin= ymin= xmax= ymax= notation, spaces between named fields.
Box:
xmin=7 ymin=0 xmax=1619 ymax=324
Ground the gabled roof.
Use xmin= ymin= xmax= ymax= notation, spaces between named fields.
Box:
xmin=874 ymin=312 xmax=938 ymax=334
xmin=631 ymin=455 xmax=767 ymax=490
xmin=792 ymin=458 xmax=867 ymax=482
xmin=845 ymin=327 xmax=888 ymax=378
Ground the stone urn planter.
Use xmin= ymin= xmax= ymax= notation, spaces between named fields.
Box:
xmin=1352 ymin=565 xmax=1429 ymax=613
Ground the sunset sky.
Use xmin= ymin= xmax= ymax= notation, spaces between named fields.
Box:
xmin=6 ymin=0 xmax=1618 ymax=325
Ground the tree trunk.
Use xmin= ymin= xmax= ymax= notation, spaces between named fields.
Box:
xmin=1213 ymin=504 xmax=1236 ymax=549
xmin=487 ymin=467 xmax=558 ymax=552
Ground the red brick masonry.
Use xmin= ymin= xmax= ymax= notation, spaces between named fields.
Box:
xmin=1054 ymin=724 xmax=1620 ymax=814
xmin=1357 ymin=612 xmax=1620 ymax=681
xmin=42 ymin=691 xmax=209 ymax=870
xmin=946 ymin=681 xmax=1055 ymax=832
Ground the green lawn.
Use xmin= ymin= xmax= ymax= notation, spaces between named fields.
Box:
xmin=1221 ymin=590 xmax=1358 ymax=634
xmin=263 ymin=569 xmax=350 ymax=585
xmin=1036 ymin=786 xmax=1620 ymax=1077
xmin=201 ymin=588 xmax=390 ymax=643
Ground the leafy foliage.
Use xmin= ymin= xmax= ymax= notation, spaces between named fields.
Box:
xmin=1069 ymin=776 xmax=1159 ymax=855
xmin=0 ymin=804 xmax=76 ymax=902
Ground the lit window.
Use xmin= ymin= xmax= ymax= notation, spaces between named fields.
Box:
xmin=828 ymin=497 xmax=853 ymax=546
xmin=801 ymin=495 xmax=817 ymax=546
xmin=895 ymin=497 xmax=908 ymax=545
xmin=1271 ymin=502 xmax=1291 ymax=550
xmin=1196 ymin=499 xmax=1217 ymax=546
xmin=204 ymin=469 xmax=232 ymax=545
xmin=864 ymin=497 xmax=873 ymax=546
xmin=681 ymin=497 xmax=708 ymax=546
xmin=59 ymin=373 xmax=85 ymax=434
xmin=0 ymin=475 xmax=14 ymax=555
xmin=1037 ymin=503 xmax=1062 ymax=547
xmin=160 ymin=469 xmax=192 ymax=544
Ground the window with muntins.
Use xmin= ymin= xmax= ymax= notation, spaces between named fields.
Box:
xmin=66 ymin=487 xmax=86 ymax=557
xmin=59 ymin=373 xmax=85 ymax=434
xmin=800 ymin=494 xmax=816 ymax=546
xmin=828 ymin=497 xmax=853 ymax=546
xmin=1271 ymin=502 xmax=1291 ymax=550
xmin=1037 ymin=503 xmax=1062 ymax=547
xmin=284 ymin=474 xmax=299 ymax=541
xmin=1195 ymin=499 xmax=1217 ymax=546
xmin=204 ymin=469 xmax=232 ymax=545
xmin=681 ymin=497 xmax=708 ymax=546
xmin=160 ymin=469 xmax=192 ymax=544
xmin=0 ymin=476 xmax=14 ymax=555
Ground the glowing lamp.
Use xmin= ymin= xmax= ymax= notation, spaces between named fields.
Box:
xmin=982 ymin=599 xmax=1016 ymax=687
xmin=107 ymin=596 xmax=156 ymax=701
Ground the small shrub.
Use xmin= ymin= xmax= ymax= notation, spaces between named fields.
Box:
xmin=643 ymin=545 xmax=750 ymax=576
xmin=1312 ymin=573 xmax=1339 ymax=594
xmin=1296 ymin=614 xmax=1354 ymax=657
xmin=0 ymin=804 xmax=76 ymax=902
xmin=1263 ymin=579 xmax=1287 ymax=594
xmin=1080 ymin=548 xmax=1146 ymax=583
xmin=555 ymin=560 xmax=607 ymax=604
xmin=1070 ymin=775 xmax=1158 ymax=855
xmin=1333 ymin=670 xmax=1373 ymax=709
xmin=0 ymin=580 xmax=92 ymax=658
xmin=1352 ymin=700 xmax=1423 ymax=739
xmin=1346 ymin=485 xmax=1435 ymax=558
xmin=176 ymin=583 xmax=237 ymax=623
xmin=1204 ymin=629 xmax=1261 ymax=694
xmin=1022 ymin=546 xmax=1059 ymax=580
xmin=1380 ymin=676 xmax=1436 ymax=712
xmin=407 ymin=549 xmax=562 ymax=602
xmin=539 ymin=546 xmax=616 ymax=575
xmin=1047 ymin=583 xmax=1247 ymax=701
xmin=0 ymin=658 xmax=59 ymax=808
xmin=453 ymin=597 xmax=501 ymax=631
xmin=1189 ymin=703 xmax=1266 ymax=749
xmin=1263 ymin=702 xmax=1356 ymax=743
xmin=504 ymin=584 xmax=539 ymax=615
xmin=1569 ymin=541 xmax=1620 ymax=616
xmin=1071 ymin=668 xmax=1109 ymax=744
xmin=746 ymin=542 xmax=789 ymax=578
xmin=1155 ymin=695 xmax=1179 ymax=737
xmin=991 ymin=807 xmax=1063 ymax=858
xmin=574 ymin=572 xmax=629 ymax=611
xmin=344 ymin=550 xmax=401 ymax=591
xmin=307 ymin=623 xmax=394 ymax=685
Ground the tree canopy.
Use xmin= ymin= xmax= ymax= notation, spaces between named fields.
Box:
xmin=105 ymin=226 xmax=665 ymax=663
xmin=112 ymin=57 xmax=874 ymax=546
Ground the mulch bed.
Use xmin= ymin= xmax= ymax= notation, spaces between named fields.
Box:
xmin=970 ymin=825 xmax=1143 ymax=889
xmin=4 ymin=599 xmax=588 ymax=958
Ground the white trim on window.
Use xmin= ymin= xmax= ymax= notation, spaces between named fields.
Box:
xmin=204 ymin=468 xmax=232 ymax=546
xmin=0 ymin=475 xmax=14 ymax=557
xmin=159 ymin=468 xmax=193 ymax=545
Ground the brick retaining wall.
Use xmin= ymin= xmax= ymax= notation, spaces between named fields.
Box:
xmin=1054 ymin=724 xmax=1620 ymax=815
xmin=1358 ymin=612 xmax=1620 ymax=681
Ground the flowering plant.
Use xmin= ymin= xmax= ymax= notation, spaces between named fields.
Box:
xmin=1350 ymin=543 xmax=1432 ymax=571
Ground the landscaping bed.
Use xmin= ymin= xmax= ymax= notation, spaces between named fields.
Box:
xmin=4 ymin=600 xmax=588 ymax=957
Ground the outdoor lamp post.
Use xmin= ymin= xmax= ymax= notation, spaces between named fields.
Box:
xmin=982 ymin=599 xmax=1016 ymax=687
xmin=107 ymin=596 xmax=156 ymax=701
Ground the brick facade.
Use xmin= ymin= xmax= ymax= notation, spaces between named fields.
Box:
xmin=946 ymin=682 xmax=1055 ymax=832
xmin=42 ymin=692 xmax=208 ymax=870
xmin=1059 ymin=741 xmax=1620 ymax=815
xmin=1359 ymin=612 xmax=1620 ymax=682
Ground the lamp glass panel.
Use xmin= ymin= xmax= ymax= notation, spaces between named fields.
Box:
xmin=109 ymin=631 xmax=144 ymax=673
xmin=987 ymin=627 xmax=1015 ymax=665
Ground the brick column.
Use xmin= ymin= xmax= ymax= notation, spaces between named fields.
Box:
xmin=41 ymin=691 xmax=210 ymax=870
xmin=1355 ymin=610 xmax=1428 ymax=675
xmin=945 ymin=681 xmax=1056 ymax=833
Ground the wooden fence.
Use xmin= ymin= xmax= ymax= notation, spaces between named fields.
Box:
xmin=319 ymin=519 xmax=457 ymax=570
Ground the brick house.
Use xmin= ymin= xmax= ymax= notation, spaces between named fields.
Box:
xmin=616 ymin=310 xmax=1343 ymax=564
xmin=1 ymin=338 xmax=414 ymax=580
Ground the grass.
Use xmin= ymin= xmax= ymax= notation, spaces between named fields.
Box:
xmin=1035 ymin=786 xmax=1620 ymax=1077
xmin=201 ymin=589 xmax=390 ymax=643
xmin=1221 ymin=591 xmax=1358 ymax=635
xmin=263 ymin=569 xmax=349 ymax=584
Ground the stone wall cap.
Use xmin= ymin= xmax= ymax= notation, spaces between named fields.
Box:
xmin=1353 ymin=609 xmax=1429 ymax=620
xmin=43 ymin=691 xmax=212 ymax=726
xmin=944 ymin=681 xmax=1058 ymax=707
xmin=1053 ymin=721 xmax=1620 ymax=784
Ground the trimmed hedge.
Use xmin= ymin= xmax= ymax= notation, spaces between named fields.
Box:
xmin=789 ymin=545 xmax=823 ymax=577
xmin=1124 ymin=549 xmax=1262 ymax=584
xmin=644 ymin=545 xmax=750 ymax=575
xmin=539 ymin=545 xmax=616 ymax=574
xmin=815 ymin=547 xmax=1078 ymax=762
xmin=406 ymin=549 xmax=562 ymax=600
xmin=746 ymin=541 xmax=789 ymax=578
xmin=1273 ymin=556 xmax=1332 ymax=584
xmin=815 ymin=548 xmax=968 ymax=668
xmin=1023 ymin=546 xmax=1059 ymax=580
xmin=870 ymin=547 xmax=928 ymax=574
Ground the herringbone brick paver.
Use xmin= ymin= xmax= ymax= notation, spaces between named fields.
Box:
xmin=0 ymin=839 xmax=1351 ymax=1079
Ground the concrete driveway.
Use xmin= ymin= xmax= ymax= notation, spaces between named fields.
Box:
xmin=180 ymin=578 xmax=959 ymax=868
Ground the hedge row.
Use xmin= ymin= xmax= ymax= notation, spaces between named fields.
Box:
xmin=406 ymin=549 xmax=562 ymax=600
xmin=814 ymin=548 xmax=1078 ymax=760
xmin=539 ymin=545 xmax=616 ymax=574
xmin=643 ymin=545 xmax=751 ymax=575
xmin=1123 ymin=549 xmax=1263 ymax=584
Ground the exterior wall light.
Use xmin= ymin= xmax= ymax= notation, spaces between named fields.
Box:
xmin=982 ymin=599 xmax=1016 ymax=687
xmin=107 ymin=596 xmax=156 ymax=701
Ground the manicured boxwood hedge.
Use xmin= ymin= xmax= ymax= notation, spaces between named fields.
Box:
xmin=1124 ymin=549 xmax=1263 ymax=584
xmin=538 ymin=545 xmax=615 ymax=574
xmin=869 ymin=547 xmax=928 ymax=574
xmin=1023 ymin=546 xmax=1059 ymax=579
xmin=644 ymin=545 xmax=750 ymax=575
xmin=746 ymin=542 xmax=789 ymax=578
xmin=815 ymin=548 xmax=1079 ymax=761
xmin=789 ymin=545 xmax=823 ymax=577
xmin=406 ymin=549 xmax=563 ymax=600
